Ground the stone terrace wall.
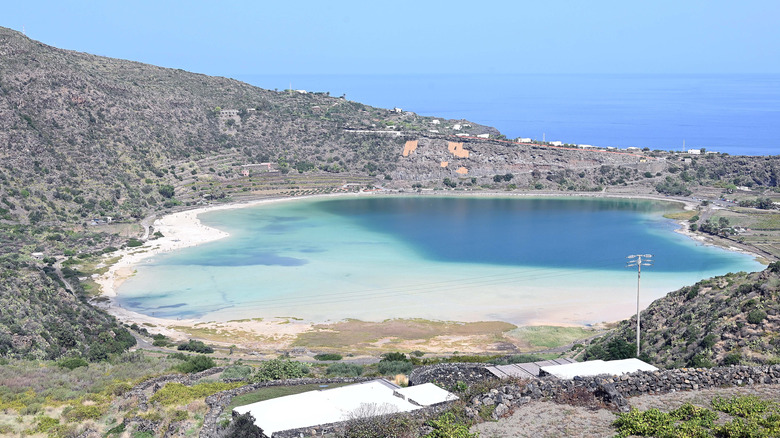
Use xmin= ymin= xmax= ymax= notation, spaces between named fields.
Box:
xmin=202 ymin=364 xmax=780 ymax=437
xmin=464 ymin=364 xmax=780 ymax=418
xmin=408 ymin=363 xmax=495 ymax=388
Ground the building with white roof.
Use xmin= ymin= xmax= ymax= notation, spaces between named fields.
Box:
xmin=233 ymin=379 xmax=457 ymax=436
xmin=540 ymin=358 xmax=658 ymax=380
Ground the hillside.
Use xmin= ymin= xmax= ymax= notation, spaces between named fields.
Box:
xmin=585 ymin=262 xmax=780 ymax=368
xmin=2 ymin=25 xmax=780 ymax=361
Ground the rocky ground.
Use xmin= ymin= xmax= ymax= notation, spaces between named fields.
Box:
xmin=473 ymin=384 xmax=780 ymax=437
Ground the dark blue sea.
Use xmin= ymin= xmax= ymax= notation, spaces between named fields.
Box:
xmin=237 ymin=74 xmax=780 ymax=156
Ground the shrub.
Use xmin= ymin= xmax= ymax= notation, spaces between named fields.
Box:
xmin=224 ymin=412 xmax=264 ymax=438
xmin=63 ymin=403 xmax=108 ymax=421
xmin=377 ymin=361 xmax=413 ymax=375
xmin=149 ymin=381 xmax=243 ymax=406
xmin=251 ymin=359 xmax=309 ymax=382
xmin=58 ymin=356 xmax=88 ymax=370
xmin=326 ymin=363 xmax=363 ymax=377
xmin=700 ymin=334 xmax=717 ymax=349
xmin=221 ymin=364 xmax=253 ymax=381
xmin=126 ymin=238 xmax=143 ymax=248
xmin=177 ymin=339 xmax=214 ymax=354
xmin=424 ymin=412 xmax=478 ymax=438
xmin=747 ymin=309 xmax=767 ymax=324
xmin=314 ymin=353 xmax=343 ymax=361
xmin=380 ymin=352 xmax=408 ymax=362
xmin=342 ymin=404 xmax=415 ymax=438
xmin=152 ymin=333 xmax=172 ymax=347
xmin=173 ymin=355 xmax=216 ymax=373
xmin=723 ymin=353 xmax=742 ymax=365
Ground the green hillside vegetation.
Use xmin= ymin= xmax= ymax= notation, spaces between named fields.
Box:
xmin=585 ymin=262 xmax=780 ymax=368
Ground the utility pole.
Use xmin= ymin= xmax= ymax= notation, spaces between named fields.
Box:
xmin=626 ymin=254 xmax=653 ymax=357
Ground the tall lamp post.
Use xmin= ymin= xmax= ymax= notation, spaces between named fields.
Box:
xmin=626 ymin=254 xmax=653 ymax=357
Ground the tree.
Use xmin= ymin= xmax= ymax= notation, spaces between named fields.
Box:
xmin=224 ymin=412 xmax=264 ymax=438
xmin=158 ymin=185 xmax=175 ymax=199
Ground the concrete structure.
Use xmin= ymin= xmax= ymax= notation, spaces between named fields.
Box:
xmin=549 ymin=141 xmax=563 ymax=146
xmin=486 ymin=358 xmax=577 ymax=379
xmin=452 ymin=124 xmax=462 ymax=130
xmin=540 ymin=358 xmax=658 ymax=380
xmin=517 ymin=138 xmax=532 ymax=143
xmin=476 ymin=133 xmax=489 ymax=139
xmin=431 ymin=119 xmax=441 ymax=125
xmin=233 ymin=379 xmax=457 ymax=436
xmin=688 ymin=149 xmax=702 ymax=155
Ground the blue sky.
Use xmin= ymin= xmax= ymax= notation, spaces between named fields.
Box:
xmin=3 ymin=1 xmax=779 ymax=76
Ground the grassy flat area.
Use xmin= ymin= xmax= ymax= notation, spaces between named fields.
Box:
xmin=293 ymin=318 xmax=516 ymax=353
xmin=663 ymin=210 xmax=698 ymax=221
xmin=505 ymin=325 xmax=601 ymax=350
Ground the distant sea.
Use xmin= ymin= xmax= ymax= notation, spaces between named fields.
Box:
xmin=237 ymin=74 xmax=780 ymax=156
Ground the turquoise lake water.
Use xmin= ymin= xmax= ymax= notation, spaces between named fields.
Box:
xmin=116 ymin=196 xmax=763 ymax=325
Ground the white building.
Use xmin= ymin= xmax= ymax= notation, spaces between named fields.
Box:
xmin=476 ymin=133 xmax=489 ymax=138
xmin=234 ymin=380 xmax=457 ymax=436
xmin=549 ymin=141 xmax=563 ymax=146
xmin=431 ymin=119 xmax=441 ymax=125
xmin=687 ymin=149 xmax=702 ymax=155
xmin=517 ymin=138 xmax=532 ymax=143
xmin=452 ymin=124 xmax=462 ymax=130
xmin=540 ymin=358 xmax=658 ymax=380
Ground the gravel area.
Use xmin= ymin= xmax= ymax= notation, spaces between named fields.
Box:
xmin=472 ymin=384 xmax=780 ymax=437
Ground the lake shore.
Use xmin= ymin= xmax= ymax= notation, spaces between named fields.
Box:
xmin=93 ymin=190 xmax=764 ymax=352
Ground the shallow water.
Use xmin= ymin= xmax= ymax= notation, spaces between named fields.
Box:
xmin=116 ymin=196 xmax=763 ymax=325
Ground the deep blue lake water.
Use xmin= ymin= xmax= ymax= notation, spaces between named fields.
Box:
xmin=117 ymin=197 xmax=763 ymax=324
xmin=237 ymin=74 xmax=780 ymax=156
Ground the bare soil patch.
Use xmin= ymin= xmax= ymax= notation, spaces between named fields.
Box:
xmin=473 ymin=384 xmax=780 ymax=437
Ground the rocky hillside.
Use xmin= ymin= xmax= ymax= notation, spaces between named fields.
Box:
xmin=585 ymin=263 xmax=780 ymax=368
xmin=2 ymin=25 xmax=780 ymax=361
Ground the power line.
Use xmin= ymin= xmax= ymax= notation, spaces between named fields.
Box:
xmin=626 ymin=254 xmax=653 ymax=357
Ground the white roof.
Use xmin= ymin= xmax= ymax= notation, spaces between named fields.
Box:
xmin=396 ymin=383 xmax=458 ymax=406
xmin=233 ymin=380 xmax=456 ymax=435
xmin=540 ymin=358 xmax=657 ymax=380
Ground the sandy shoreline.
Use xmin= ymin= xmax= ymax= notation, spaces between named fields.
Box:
xmin=93 ymin=191 xmax=764 ymax=346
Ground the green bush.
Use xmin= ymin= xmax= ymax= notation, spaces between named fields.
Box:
xmin=149 ymin=381 xmax=243 ymax=406
xmin=377 ymin=361 xmax=413 ymax=375
xmin=221 ymin=364 xmax=253 ymax=381
xmin=177 ymin=339 xmax=214 ymax=354
xmin=380 ymin=352 xmax=408 ymax=362
xmin=314 ymin=353 xmax=342 ymax=361
xmin=747 ymin=309 xmax=767 ymax=324
xmin=126 ymin=238 xmax=143 ymax=248
xmin=173 ymin=355 xmax=216 ymax=373
xmin=251 ymin=359 xmax=309 ymax=382
xmin=224 ymin=412 xmax=265 ymax=437
xmin=326 ymin=363 xmax=363 ymax=377
xmin=58 ymin=356 xmax=88 ymax=370
xmin=424 ymin=412 xmax=478 ymax=438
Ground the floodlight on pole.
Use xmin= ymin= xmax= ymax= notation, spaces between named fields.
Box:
xmin=626 ymin=254 xmax=653 ymax=357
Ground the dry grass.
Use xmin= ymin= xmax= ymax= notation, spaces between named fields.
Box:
xmin=293 ymin=318 xmax=516 ymax=353
xmin=506 ymin=326 xmax=601 ymax=350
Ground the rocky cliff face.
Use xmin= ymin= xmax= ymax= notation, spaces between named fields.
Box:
xmin=585 ymin=264 xmax=780 ymax=368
